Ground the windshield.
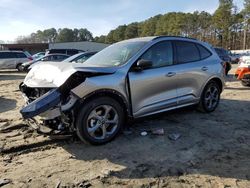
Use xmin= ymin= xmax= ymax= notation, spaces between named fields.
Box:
xmin=84 ymin=41 xmax=147 ymax=67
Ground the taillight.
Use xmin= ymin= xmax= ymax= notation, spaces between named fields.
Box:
xmin=28 ymin=57 xmax=33 ymax=61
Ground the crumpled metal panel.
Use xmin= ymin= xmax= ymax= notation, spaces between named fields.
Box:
xmin=20 ymin=89 xmax=61 ymax=119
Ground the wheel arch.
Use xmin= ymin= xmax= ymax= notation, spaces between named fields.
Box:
xmin=16 ymin=62 xmax=22 ymax=69
xmin=74 ymin=89 xmax=132 ymax=119
xmin=200 ymin=76 xmax=224 ymax=97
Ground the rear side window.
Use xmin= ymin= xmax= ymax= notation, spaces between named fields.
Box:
xmin=52 ymin=55 xmax=67 ymax=61
xmin=49 ymin=49 xmax=66 ymax=54
xmin=15 ymin=52 xmax=27 ymax=58
xmin=175 ymin=41 xmax=200 ymax=63
xmin=41 ymin=56 xmax=51 ymax=61
xmin=0 ymin=52 xmax=16 ymax=59
xmin=67 ymin=50 xmax=78 ymax=56
xmin=0 ymin=52 xmax=6 ymax=59
xmin=196 ymin=44 xmax=212 ymax=59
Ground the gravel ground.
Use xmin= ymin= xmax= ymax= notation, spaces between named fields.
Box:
xmin=0 ymin=65 xmax=250 ymax=188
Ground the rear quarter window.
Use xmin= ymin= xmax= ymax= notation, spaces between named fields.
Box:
xmin=196 ymin=44 xmax=212 ymax=60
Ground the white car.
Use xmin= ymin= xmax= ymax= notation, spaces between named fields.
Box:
xmin=239 ymin=55 xmax=250 ymax=66
xmin=0 ymin=51 xmax=33 ymax=70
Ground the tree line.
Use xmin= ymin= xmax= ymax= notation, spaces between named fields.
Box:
xmin=95 ymin=0 xmax=250 ymax=50
xmin=16 ymin=0 xmax=250 ymax=50
xmin=16 ymin=28 xmax=93 ymax=44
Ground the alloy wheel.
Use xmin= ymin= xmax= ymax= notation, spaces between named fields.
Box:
xmin=86 ymin=105 xmax=119 ymax=140
xmin=204 ymin=86 xmax=219 ymax=110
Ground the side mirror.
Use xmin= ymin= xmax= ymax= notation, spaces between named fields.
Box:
xmin=135 ymin=59 xmax=152 ymax=71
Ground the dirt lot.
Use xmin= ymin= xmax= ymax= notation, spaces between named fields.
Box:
xmin=0 ymin=65 xmax=250 ymax=188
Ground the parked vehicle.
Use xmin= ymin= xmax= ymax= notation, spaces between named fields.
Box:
xmin=214 ymin=47 xmax=232 ymax=75
xmin=230 ymin=53 xmax=241 ymax=64
xmin=235 ymin=55 xmax=250 ymax=86
xmin=20 ymin=36 xmax=225 ymax=145
xmin=46 ymin=49 xmax=84 ymax=56
xmin=0 ymin=51 xmax=33 ymax=71
xmin=21 ymin=54 xmax=70 ymax=71
xmin=62 ymin=51 xmax=97 ymax=63
xmin=32 ymin=52 xmax=45 ymax=60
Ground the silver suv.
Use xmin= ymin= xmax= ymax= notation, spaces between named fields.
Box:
xmin=0 ymin=51 xmax=32 ymax=70
xmin=20 ymin=36 xmax=225 ymax=144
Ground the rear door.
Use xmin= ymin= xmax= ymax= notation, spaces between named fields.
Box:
xmin=173 ymin=41 xmax=213 ymax=105
xmin=128 ymin=41 xmax=178 ymax=117
xmin=15 ymin=52 xmax=29 ymax=65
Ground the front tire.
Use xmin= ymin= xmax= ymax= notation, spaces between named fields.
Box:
xmin=17 ymin=64 xmax=23 ymax=72
xmin=76 ymin=97 xmax=125 ymax=145
xmin=198 ymin=81 xmax=221 ymax=113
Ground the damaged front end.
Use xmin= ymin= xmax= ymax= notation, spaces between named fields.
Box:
xmin=19 ymin=62 xmax=117 ymax=135
xmin=19 ymin=72 xmax=85 ymax=135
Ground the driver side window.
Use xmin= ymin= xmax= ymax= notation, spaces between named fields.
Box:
xmin=140 ymin=41 xmax=173 ymax=68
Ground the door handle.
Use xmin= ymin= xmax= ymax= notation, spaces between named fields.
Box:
xmin=166 ymin=72 xmax=176 ymax=77
xmin=201 ymin=66 xmax=208 ymax=71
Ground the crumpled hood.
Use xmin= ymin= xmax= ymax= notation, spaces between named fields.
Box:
xmin=23 ymin=61 xmax=117 ymax=88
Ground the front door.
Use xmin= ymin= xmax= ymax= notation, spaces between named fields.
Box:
xmin=128 ymin=41 xmax=178 ymax=117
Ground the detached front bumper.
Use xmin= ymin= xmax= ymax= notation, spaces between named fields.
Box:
xmin=20 ymin=89 xmax=61 ymax=119
xmin=20 ymin=84 xmax=78 ymax=133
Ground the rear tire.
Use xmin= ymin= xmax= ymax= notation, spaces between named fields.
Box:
xmin=76 ymin=97 xmax=125 ymax=145
xmin=197 ymin=81 xmax=221 ymax=113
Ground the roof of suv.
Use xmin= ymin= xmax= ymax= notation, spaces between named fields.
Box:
xmin=122 ymin=36 xmax=212 ymax=50
xmin=123 ymin=36 xmax=201 ymax=43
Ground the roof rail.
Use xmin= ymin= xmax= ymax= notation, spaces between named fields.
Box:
xmin=153 ymin=36 xmax=198 ymax=41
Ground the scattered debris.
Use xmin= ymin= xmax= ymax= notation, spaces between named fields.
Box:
xmin=78 ymin=180 xmax=92 ymax=188
xmin=168 ymin=133 xmax=181 ymax=141
xmin=140 ymin=131 xmax=148 ymax=136
xmin=69 ymin=155 xmax=76 ymax=159
xmin=151 ymin=128 xmax=165 ymax=135
xmin=0 ymin=179 xmax=12 ymax=187
xmin=3 ymin=155 xmax=12 ymax=163
xmin=55 ymin=180 xmax=61 ymax=188
xmin=0 ymin=121 xmax=9 ymax=128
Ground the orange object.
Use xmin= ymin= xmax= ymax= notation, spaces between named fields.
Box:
xmin=235 ymin=64 xmax=250 ymax=86
xmin=235 ymin=67 xmax=250 ymax=79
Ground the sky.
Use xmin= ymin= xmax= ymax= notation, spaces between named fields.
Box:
xmin=0 ymin=0 xmax=245 ymax=42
